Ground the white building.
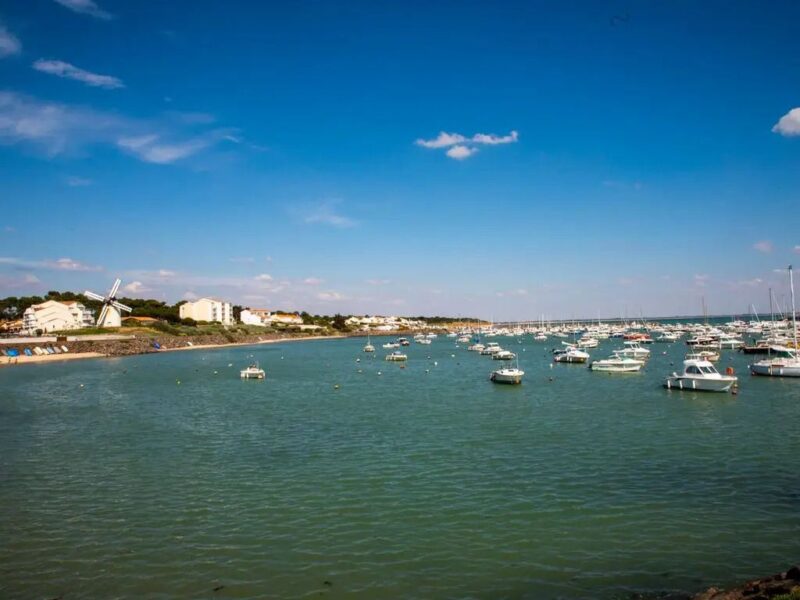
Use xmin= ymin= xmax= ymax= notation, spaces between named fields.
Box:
xmin=179 ymin=297 xmax=234 ymax=325
xmin=345 ymin=315 xmax=425 ymax=330
xmin=22 ymin=300 xmax=95 ymax=334
xmin=240 ymin=308 xmax=270 ymax=327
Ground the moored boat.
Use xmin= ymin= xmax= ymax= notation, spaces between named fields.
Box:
xmin=664 ymin=359 xmax=737 ymax=392
xmin=240 ymin=362 xmax=266 ymax=379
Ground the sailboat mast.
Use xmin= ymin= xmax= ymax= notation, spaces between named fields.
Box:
xmin=790 ymin=265 xmax=798 ymax=350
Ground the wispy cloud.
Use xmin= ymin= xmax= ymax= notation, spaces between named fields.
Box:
xmin=303 ymin=277 xmax=323 ymax=285
xmin=254 ymin=273 xmax=273 ymax=282
xmin=66 ymin=175 xmax=92 ymax=187
xmin=415 ymin=129 xmax=518 ymax=160
xmin=0 ymin=23 xmax=21 ymax=58
xmin=33 ymin=59 xmax=124 ymax=89
xmin=0 ymin=91 xmax=240 ymax=164
xmin=53 ymin=0 xmax=113 ymax=20
xmin=317 ymin=290 xmax=347 ymax=301
xmin=753 ymin=240 xmax=773 ymax=253
xmin=0 ymin=256 xmax=102 ymax=271
xmin=302 ymin=200 xmax=356 ymax=228
xmin=117 ymin=133 xmax=221 ymax=164
xmin=772 ymin=108 xmax=800 ymax=137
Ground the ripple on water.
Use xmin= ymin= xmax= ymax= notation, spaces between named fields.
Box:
xmin=1 ymin=337 xmax=799 ymax=599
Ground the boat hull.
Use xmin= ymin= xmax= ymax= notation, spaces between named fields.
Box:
xmin=490 ymin=371 xmax=524 ymax=384
xmin=664 ymin=376 xmax=736 ymax=392
xmin=750 ymin=363 xmax=800 ymax=377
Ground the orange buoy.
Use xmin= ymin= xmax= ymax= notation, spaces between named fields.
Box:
xmin=726 ymin=366 xmax=735 ymax=376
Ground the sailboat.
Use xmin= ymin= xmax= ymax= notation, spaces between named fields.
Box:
xmin=750 ymin=265 xmax=800 ymax=377
xmin=363 ymin=333 xmax=375 ymax=353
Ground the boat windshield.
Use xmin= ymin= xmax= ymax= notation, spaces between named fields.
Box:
xmin=699 ymin=366 xmax=717 ymax=374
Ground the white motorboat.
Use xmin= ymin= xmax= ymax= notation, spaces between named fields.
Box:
xmin=385 ymin=351 xmax=408 ymax=361
xmin=416 ymin=338 xmax=432 ymax=345
xmin=490 ymin=365 xmax=524 ymax=384
xmin=576 ymin=337 xmax=599 ymax=348
xmin=240 ymin=363 xmax=265 ymax=379
xmin=382 ymin=342 xmax=400 ymax=349
xmin=554 ymin=347 xmax=590 ymax=364
xmin=534 ymin=333 xmax=547 ymax=341
xmin=468 ymin=343 xmax=485 ymax=352
xmin=614 ymin=341 xmax=650 ymax=360
xmin=655 ymin=332 xmax=679 ymax=343
xmin=397 ymin=337 xmax=410 ymax=346
xmin=590 ymin=357 xmax=643 ymax=373
xmin=480 ymin=342 xmax=502 ymax=355
xmin=664 ymin=359 xmax=737 ymax=392
xmin=493 ymin=350 xmax=516 ymax=360
xmin=685 ymin=350 xmax=720 ymax=362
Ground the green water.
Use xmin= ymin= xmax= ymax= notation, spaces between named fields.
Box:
xmin=1 ymin=337 xmax=799 ymax=599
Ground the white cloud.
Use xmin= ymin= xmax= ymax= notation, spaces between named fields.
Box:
xmin=794 ymin=245 xmax=800 ymax=255
xmin=53 ymin=0 xmax=113 ymax=20
xmin=472 ymin=130 xmax=518 ymax=145
xmin=157 ymin=269 xmax=175 ymax=278
xmin=182 ymin=291 xmax=198 ymax=301
xmin=753 ymin=240 xmax=773 ymax=253
xmin=33 ymin=59 xmax=124 ymax=89
xmin=693 ymin=274 xmax=709 ymax=287
xmin=772 ymin=108 xmax=800 ymax=137
xmin=416 ymin=129 xmax=517 ymax=160
xmin=123 ymin=280 xmax=150 ymax=294
xmin=303 ymin=200 xmax=356 ymax=228
xmin=303 ymin=277 xmax=323 ymax=285
xmin=254 ymin=273 xmax=273 ymax=282
xmin=0 ymin=23 xmax=21 ymax=58
xmin=317 ymin=290 xmax=346 ymax=301
xmin=415 ymin=131 xmax=467 ymax=148
xmin=117 ymin=134 xmax=211 ymax=164
xmin=66 ymin=175 xmax=92 ymax=187
xmin=0 ymin=256 xmax=102 ymax=271
xmin=446 ymin=145 xmax=478 ymax=160
xmin=0 ymin=91 xmax=239 ymax=164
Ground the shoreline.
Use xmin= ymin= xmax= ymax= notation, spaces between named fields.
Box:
xmin=0 ymin=334 xmax=343 ymax=368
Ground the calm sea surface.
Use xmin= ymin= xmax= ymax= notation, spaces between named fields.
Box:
xmin=1 ymin=336 xmax=799 ymax=599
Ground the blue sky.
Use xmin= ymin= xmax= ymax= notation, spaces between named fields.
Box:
xmin=0 ymin=0 xmax=799 ymax=320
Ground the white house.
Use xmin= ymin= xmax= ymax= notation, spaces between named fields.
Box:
xmin=179 ymin=297 xmax=234 ymax=325
xmin=240 ymin=308 xmax=270 ymax=327
xmin=22 ymin=300 xmax=95 ymax=334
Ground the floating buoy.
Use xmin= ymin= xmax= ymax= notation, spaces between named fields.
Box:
xmin=176 ymin=380 xmax=181 ymax=385
xmin=79 ymin=383 xmax=84 ymax=388
xmin=377 ymin=371 xmax=382 ymax=376
xmin=434 ymin=361 xmax=438 ymax=366
xmin=425 ymin=369 xmax=430 ymax=373
xmin=451 ymin=354 xmax=455 ymax=358
xmin=334 ymin=384 xmax=340 ymax=390
xmin=214 ymin=370 xmax=218 ymax=374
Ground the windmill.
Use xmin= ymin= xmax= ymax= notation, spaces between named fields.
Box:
xmin=84 ymin=278 xmax=133 ymax=328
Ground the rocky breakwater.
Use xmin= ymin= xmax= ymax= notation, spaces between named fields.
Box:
xmin=694 ymin=565 xmax=800 ymax=600
xmin=62 ymin=331 xmax=325 ymax=357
